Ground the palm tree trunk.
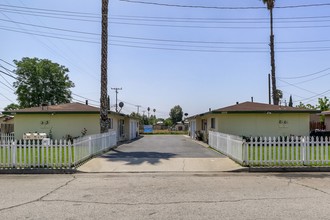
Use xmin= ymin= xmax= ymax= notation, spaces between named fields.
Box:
xmin=269 ymin=6 xmax=278 ymax=105
xmin=100 ymin=0 xmax=109 ymax=133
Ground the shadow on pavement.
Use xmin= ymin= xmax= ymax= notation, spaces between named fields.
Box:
xmin=101 ymin=149 xmax=177 ymax=165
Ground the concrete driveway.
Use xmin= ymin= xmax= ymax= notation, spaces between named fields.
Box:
xmin=78 ymin=135 xmax=244 ymax=172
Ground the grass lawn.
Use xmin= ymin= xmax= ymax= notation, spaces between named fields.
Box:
xmin=140 ymin=130 xmax=188 ymax=135
xmin=0 ymin=145 xmax=77 ymax=168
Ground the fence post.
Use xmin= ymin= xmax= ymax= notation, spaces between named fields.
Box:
xmin=11 ymin=141 xmax=16 ymax=168
xmin=243 ymin=141 xmax=248 ymax=166
xmin=89 ymin=136 xmax=92 ymax=156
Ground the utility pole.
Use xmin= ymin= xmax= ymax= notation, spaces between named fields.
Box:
xmin=100 ymin=0 xmax=109 ymax=133
xmin=111 ymin=87 xmax=122 ymax=112
xmin=136 ymin=105 xmax=141 ymax=114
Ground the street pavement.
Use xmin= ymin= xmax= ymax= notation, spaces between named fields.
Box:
xmin=1 ymin=172 xmax=330 ymax=219
xmin=78 ymin=135 xmax=244 ymax=172
xmin=2 ymin=135 xmax=330 ymax=219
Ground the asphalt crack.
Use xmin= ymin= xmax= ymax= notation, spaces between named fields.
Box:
xmin=40 ymin=196 xmax=312 ymax=206
xmin=292 ymin=181 xmax=330 ymax=195
xmin=0 ymin=175 xmax=76 ymax=212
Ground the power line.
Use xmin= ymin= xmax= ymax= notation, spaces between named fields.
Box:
xmin=3 ymin=25 xmax=330 ymax=53
xmin=110 ymin=34 xmax=330 ymax=45
xmin=119 ymin=0 xmax=330 ymax=10
xmin=0 ymin=58 xmax=15 ymax=67
xmin=0 ymin=70 xmax=17 ymax=79
xmin=109 ymin=20 xmax=330 ymax=29
xmin=0 ymin=8 xmax=100 ymax=23
xmin=0 ymin=18 xmax=99 ymax=36
xmin=110 ymin=43 xmax=330 ymax=53
xmin=0 ymin=3 xmax=98 ymax=16
xmin=0 ymin=92 xmax=14 ymax=103
xmin=0 ymin=80 xmax=14 ymax=92
xmin=295 ymin=89 xmax=330 ymax=103
xmin=0 ymin=27 xmax=100 ymax=44
xmin=72 ymin=93 xmax=100 ymax=104
xmin=279 ymin=67 xmax=330 ymax=79
xmin=112 ymin=14 xmax=330 ymax=21
xmin=278 ymin=79 xmax=319 ymax=95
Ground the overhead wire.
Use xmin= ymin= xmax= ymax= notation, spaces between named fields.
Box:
xmin=119 ymin=0 xmax=330 ymax=10
xmin=279 ymin=67 xmax=330 ymax=79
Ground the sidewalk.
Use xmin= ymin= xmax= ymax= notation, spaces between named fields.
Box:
xmin=77 ymin=156 xmax=246 ymax=173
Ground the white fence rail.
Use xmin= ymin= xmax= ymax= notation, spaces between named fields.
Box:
xmin=209 ymin=131 xmax=330 ymax=167
xmin=0 ymin=131 xmax=117 ymax=169
xmin=246 ymin=136 xmax=330 ymax=166
xmin=208 ymin=131 xmax=245 ymax=164
xmin=73 ymin=131 xmax=117 ymax=166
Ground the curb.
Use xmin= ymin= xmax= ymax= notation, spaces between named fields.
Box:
xmin=0 ymin=168 xmax=77 ymax=174
xmin=249 ymin=167 xmax=330 ymax=172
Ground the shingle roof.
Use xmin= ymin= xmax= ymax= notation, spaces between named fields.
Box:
xmin=321 ymin=111 xmax=330 ymax=115
xmin=4 ymin=103 xmax=127 ymax=117
xmin=189 ymin=102 xmax=320 ymax=118
xmin=9 ymin=102 xmax=100 ymax=113
xmin=213 ymin=102 xmax=318 ymax=113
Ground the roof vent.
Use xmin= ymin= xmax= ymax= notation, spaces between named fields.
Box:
xmin=236 ymin=102 xmax=239 ymax=105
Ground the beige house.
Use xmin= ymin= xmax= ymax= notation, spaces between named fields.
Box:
xmin=4 ymin=102 xmax=139 ymax=141
xmin=188 ymin=102 xmax=319 ymax=142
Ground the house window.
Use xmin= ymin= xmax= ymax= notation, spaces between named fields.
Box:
xmin=201 ymin=119 xmax=207 ymax=131
xmin=211 ymin=118 xmax=215 ymax=129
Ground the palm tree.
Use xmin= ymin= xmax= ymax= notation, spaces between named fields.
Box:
xmin=100 ymin=0 xmax=109 ymax=133
xmin=262 ymin=0 xmax=279 ymax=105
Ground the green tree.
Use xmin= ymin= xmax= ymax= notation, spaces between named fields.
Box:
xmin=262 ymin=0 xmax=278 ymax=105
xmin=3 ymin=103 xmax=20 ymax=111
xmin=296 ymin=102 xmax=316 ymax=110
xmin=317 ymin=97 xmax=330 ymax=111
xmin=169 ymin=105 xmax=183 ymax=124
xmin=164 ymin=118 xmax=173 ymax=127
xmin=317 ymin=97 xmax=330 ymax=122
xmin=13 ymin=57 xmax=74 ymax=108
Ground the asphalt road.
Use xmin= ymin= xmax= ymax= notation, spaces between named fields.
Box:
xmin=77 ymin=135 xmax=242 ymax=172
xmin=105 ymin=135 xmax=226 ymax=158
xmin=1 ymin=172 xmax=330 ymax=219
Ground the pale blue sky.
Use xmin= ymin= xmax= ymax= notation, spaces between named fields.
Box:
xmin=1 ymin=0 xmax=330 ymax=118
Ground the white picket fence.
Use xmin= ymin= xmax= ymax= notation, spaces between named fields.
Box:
xmin=209 ymin=131 xmax=330 ymax=167
xmin=208 ymin=131 xmax=245 ymax=164
xmin=0 ymin=131 xmax=117 ymax=169
xmin=73 ymin=131 xmax=117 ymax=166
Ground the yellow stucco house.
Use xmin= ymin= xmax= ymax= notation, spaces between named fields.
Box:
xmin=188 ymin=102 xmax=320 ymax=142
xmin=4 ymin=102 xmax=139 ymax=141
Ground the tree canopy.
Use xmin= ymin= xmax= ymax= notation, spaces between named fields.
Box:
xmin=169 ymin=105 xmax=183 ymax=124
xmin=13 ymin=57 xmax=74 ymax=108
xmin=3 ymin=103 xmax=20 ymax=111
xmin=317 ymin=97 xmax=330 ymax=112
